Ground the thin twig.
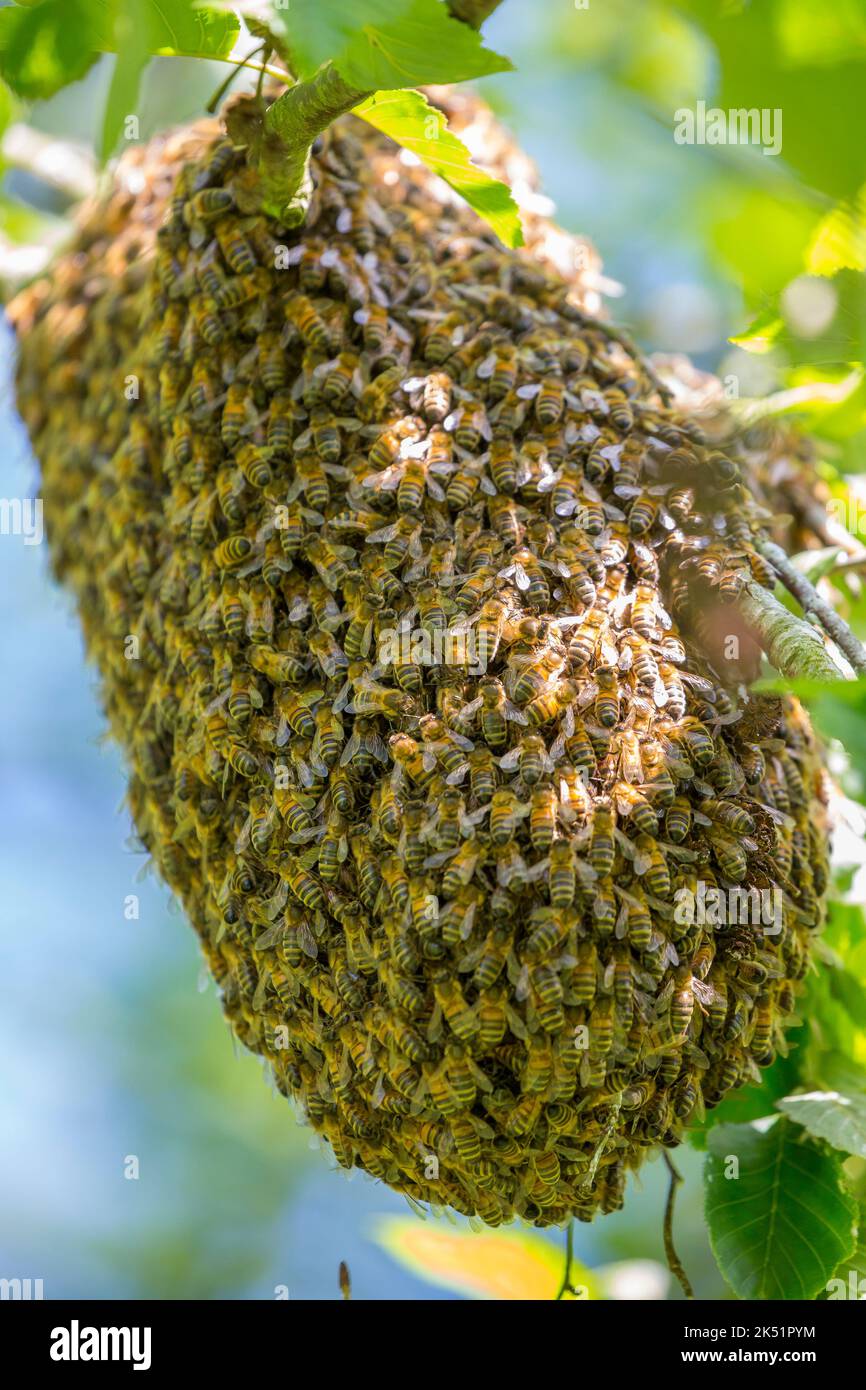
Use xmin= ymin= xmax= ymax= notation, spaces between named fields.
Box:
xmin=207 ymin=44 xmax=268 ymax=114
xmin=206 ymin=55 xmax=290 ymax=85
xmin=662 ymin=1152 xmax=694 ymax=1300
xmin=555 ymin=1220 xmax=576 ymax=1300
xmin=756 ymin=536 xmax=866 ymax=675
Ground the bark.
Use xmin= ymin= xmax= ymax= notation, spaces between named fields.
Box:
xmin=259 ymin=66 xmax=371 ymax=223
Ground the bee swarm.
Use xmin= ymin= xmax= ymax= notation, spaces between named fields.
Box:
xmin=10 ymin=96 xmax=829 ymax=1226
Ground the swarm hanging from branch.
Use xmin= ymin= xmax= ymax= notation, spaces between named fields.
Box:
xmin=9 ymin=90 xmax=837 ymax=1226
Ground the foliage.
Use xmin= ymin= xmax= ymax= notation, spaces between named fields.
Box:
xmin=3 ymin=0 xmax=866 ymax=1302
xmin=704 ymin=1118 xmax=858 ymax=1300
xmin=0 ymin=0 xmax=518 ymax=241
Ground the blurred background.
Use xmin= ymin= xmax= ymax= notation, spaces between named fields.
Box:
xmin=2 ymin=0 xmax=866 ymax=1299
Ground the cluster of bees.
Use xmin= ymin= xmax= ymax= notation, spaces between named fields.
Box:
xmin=11 ymin=95 xmax=830 ymax=1227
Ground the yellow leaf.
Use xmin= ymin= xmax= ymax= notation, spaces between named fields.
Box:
xmin=370 ymin=1216 xmax=599 ymax=1300
xmin=806 ymin=186 xmax=866 ymax=277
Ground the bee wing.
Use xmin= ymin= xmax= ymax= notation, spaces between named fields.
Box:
xmin=339 ymin=732 xmax=361 ymax=766
xmin=233 ymin=813 xmax=253 ymax=854
xmin=369 ymin=734 xmax=390 ymax=764
xmin=332 ymin=680 xmax=353 ymax=713
xmin=366 ymin=522 xmax=400 ymax=543
xmin=504 ymin=700 xmax=529 ymax=725
xmin=525 ymin=857 xmax=550 ymax=882
xmin=498 ymin=747 xmax=521 ymax=770
xmin=205 ymin=687 xmax=231 ymax=715
xmin=692 ymin=979 xmax=720 ymax=1008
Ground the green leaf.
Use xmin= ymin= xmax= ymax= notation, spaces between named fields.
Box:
xmin=99 ymin=0 xmax=149 ymax=163
xmin=114 ymin=0 xmax=239 ymax=60
xmin=278 ymin=0 xmax=512 ymax=90
xmin=821 ymin=1201 xmax=866 ymax=1300
xmin=355 ymin=90 xmax=523 ymax=248
xmin=828 ymin=966 xmax=866 ymax=1030
xmin=778 ymin=1090 xmax=866 ymax=1158
xmin=729 ymin=303 xmax=784 ymax=353
xmin=704 ymin=1118 xmax=857 ymax=1299
xmin=0 ymin=0 xmax=102 ymax=99
xmin=807 ymin=185 xmax=866 ymax=276
xmin=0 ymin=0 xmax=238 ymax=101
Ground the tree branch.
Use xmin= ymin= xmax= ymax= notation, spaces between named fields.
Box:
xmin=446 ymin=0 xmax=506 ymax=27
xmin=257 ymin=65 xmax=372 ymax=224
xmin=738 ymin=581 xmax=848 ymax=682
xmin=756 ymin=537 xmax=866 ymax=675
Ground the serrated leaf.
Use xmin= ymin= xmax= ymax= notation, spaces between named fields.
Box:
xmin=278 ymin=0 xmax=512 ymax=90
xmin=355 ymin=90 xmax=523 ymax=249
xmin=778 ymin=1090 xmax=866 ymax=1159
xmin=371 ymin=1216 xmax=599 ymax=1300
xmin=704 ymin=1118 xmax=857 ymax=1299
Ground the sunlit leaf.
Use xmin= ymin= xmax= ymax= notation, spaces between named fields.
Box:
xmin=807 ymin=186 xmax=866 ymax=276
xmin=730 ymin=304 xmax=784 ymax=353
xmin=275 ymin=0 xmax=512 ymax=90
xmin=371 ymin=1216 xmax=599 ymax=1300
xmin=777 ymin=1090 xmax=866 ymax=1158
xmin=704 ymin=1118 xmax=858 ymax=1299
xmin=355 ymin=90 xmax=523 ymax=248
xmin=119 ymin=0 xmax=239 ymax=60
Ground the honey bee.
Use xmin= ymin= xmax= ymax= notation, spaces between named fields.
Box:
xmin=422 ymin=311 xmax=471 ymax=364
xmin=634 ymin=833 xmax=671 ymax=898
xmin=631 ymin=584 xmax=662 ymax=639
xmin=612 ymin=781 xmax=658 ymax=833
xmin=529 ymin=786 xmax=558 ymax=850
xmin=490 ymin=787 xmax=523 ymax=846
xmin=590 ymin=803 xmax=615 ymax=875
xmin=592 ymin=665 xmax=620 ymax=728
xmin=477 ymin=343 xmax=517 ymax=400
xmin=285 ymin=292 xmax=333 ymax=351
xmin=462 ymin=677 xmax=527 ymax=750
xmin=535 ymin=376 xmax=564 ymax=426
xmin=665 ymin=796 xmax=692 ymax=843
xmin=523 ymin=678 xmax=577 ymax=729
xmin=213 ymin=535 xmax=253 ymax=570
